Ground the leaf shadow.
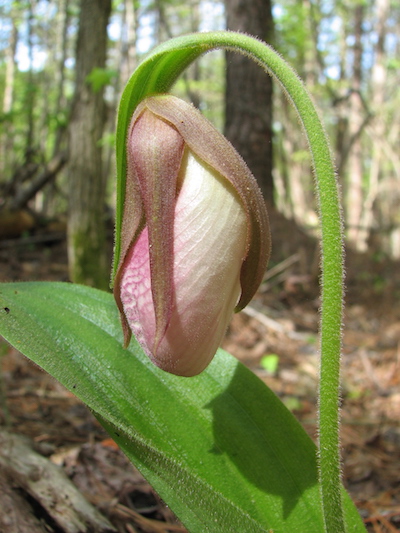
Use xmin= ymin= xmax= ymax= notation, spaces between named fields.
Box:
xmin=205 ymin=363 xmax=321 ymax=522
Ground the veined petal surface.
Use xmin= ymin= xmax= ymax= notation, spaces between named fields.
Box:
xmin=120 ymin=151 xmax=247 ymax=376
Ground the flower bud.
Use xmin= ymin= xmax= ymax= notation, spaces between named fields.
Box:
xmin=114 ymin=95 xmax=270 ymax=376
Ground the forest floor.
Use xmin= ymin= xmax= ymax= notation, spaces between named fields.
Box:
xmin=0 ymin=211 xmax=399 ymax=533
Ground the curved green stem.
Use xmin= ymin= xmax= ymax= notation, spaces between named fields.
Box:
xmin=114 ymin=31 xmax=345 ymax=533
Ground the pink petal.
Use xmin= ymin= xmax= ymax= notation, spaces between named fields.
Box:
xmin=120 ymin=151 xmax=247 ymax=376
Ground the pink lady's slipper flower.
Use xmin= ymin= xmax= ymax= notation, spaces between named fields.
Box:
xmin=114 ymin=95 xmax=270 ymax=376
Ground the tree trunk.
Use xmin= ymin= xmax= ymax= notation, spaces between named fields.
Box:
xmin=26 ymin=2 xmax=36 ymax=159
xmin=346 ymin=4 xmax=365 ymax=249
xmin=119 ymin=0 xmax=138 ymax=90
xmin=224 ymin=0 xmax=274 ymax=205
xmin=53 ymin=0 xmax=71 ymax=154
xmin=2 ymin=21 xmax=17 ymax=115
xmin=1 ymin=15 xmax=18 ymax=178
xmin=67 ymin=0 xmax=111 ymax=289
xmin=358 ymin=0 xmax=389 ymax=252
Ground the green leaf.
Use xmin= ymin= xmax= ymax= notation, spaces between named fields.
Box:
xmin=86 ymin=67 xmax=117 ymax=93
xmin=260 ymin=354 xmax=280 ymax=374
xmin=0 ymin=282 xmax=365 ymax=532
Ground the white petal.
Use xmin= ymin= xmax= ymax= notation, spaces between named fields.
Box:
xmin=120 ymin=151 xmax=247 ymax=376
xmin=157 ymin=152 xmax=247 ymax=375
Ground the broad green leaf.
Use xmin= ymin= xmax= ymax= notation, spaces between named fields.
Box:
xmin=0 ymin=282 xmax=364 ymax=532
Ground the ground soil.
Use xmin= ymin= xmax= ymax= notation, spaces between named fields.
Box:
xmin=0 ymin=211 xmax=399 ymax=533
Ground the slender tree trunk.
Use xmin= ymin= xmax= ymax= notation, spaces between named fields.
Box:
xmin=119 ymin=0 xmax=138 ymax=90
xmin=67 ymin=0 xmax=112 ymax=289
xmin=2 ymin=23 xmax=17 ymax=114
xmin=26 ymin=1 xmax=36 ymax=159
xmin=53 ymin=0 xmax=71 ymax=154
xmin=1 ymin=17 xmax=18 ymax=177
xmin=184 ymin=0 xmax=202 ymax=109
xmin=27 ymin=0 xmax=69 ymax=213
xmin=346 ymin=4 xmax=365 ymax=248
xmin=154 ymin=0 xmax=172 ymax=42
xmin=360 ymin=0 xmax=390 ymax=253
xmin=224 ymin=0 xmax=274 ymax=205
xmin=335 ymin=13 xmax=348 ymax=178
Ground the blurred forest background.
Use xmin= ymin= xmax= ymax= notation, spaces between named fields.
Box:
xmin=1 ymin=0 xmax=400 ymax=284
xmin=1 ymin=1 xmax=400 ymax=532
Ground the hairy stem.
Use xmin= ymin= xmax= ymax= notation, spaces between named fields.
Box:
xmin=114 ymin=31 xmax=345 ymax=532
